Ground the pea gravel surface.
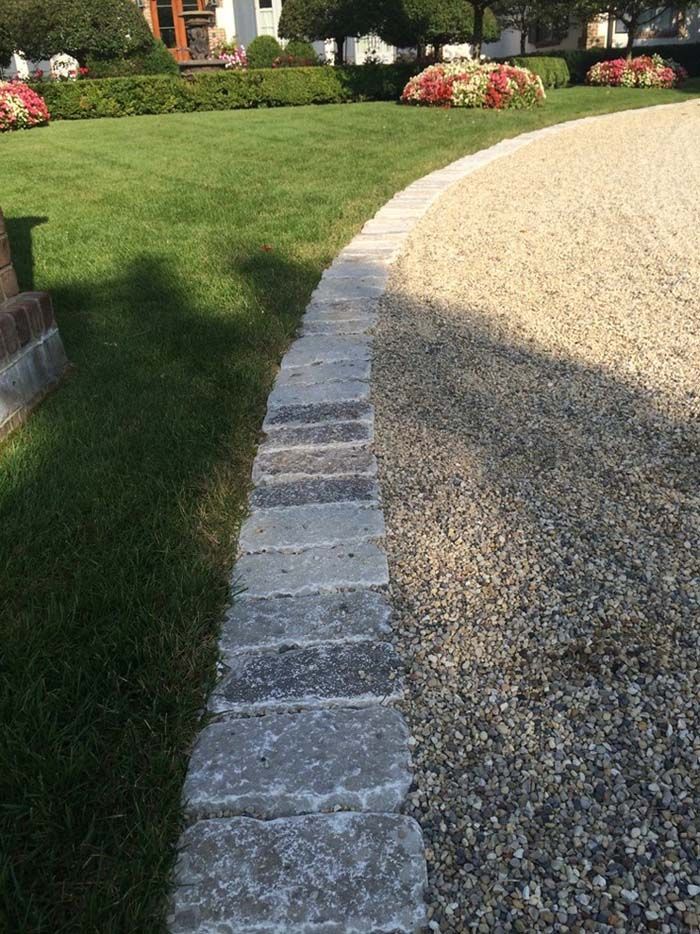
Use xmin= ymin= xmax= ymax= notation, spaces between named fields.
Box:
xmin=373 ymin=102 xmax=700 ymax=933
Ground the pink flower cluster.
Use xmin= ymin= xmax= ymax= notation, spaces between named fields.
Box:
xmin=0 ymin=81 xmax=50 ymax=132
xmin=402 ymin=61 xmax=546 ymax=110
xmin=587 ymin=54 xmax=687 ymax=89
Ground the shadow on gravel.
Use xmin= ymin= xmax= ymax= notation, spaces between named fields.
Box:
xmin=374 ymin=288 xmax=699 ymax=930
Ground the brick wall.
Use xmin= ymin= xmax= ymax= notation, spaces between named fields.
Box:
xmin=0 ymin=208 xmax=69 ymax=440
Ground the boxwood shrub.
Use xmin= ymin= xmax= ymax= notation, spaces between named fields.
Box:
xmin=31 ymin=65 xmax=419 ymax=120
xmin=507 ymin=56 xmax=570 ymax=88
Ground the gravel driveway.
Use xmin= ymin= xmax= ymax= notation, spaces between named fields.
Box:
xmin=373 ymin=102 xmax=700 ymax=933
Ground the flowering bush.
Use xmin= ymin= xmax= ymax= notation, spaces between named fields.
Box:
xmin=0 ymin=81 xmax=50 ymax=132
xmin=402 ymin=61 xmax=546 ymax=110
xmin=587 ymin=54 xmax=687 ymax=89
xmin=214 ymin=39 xmax=248 ymax=70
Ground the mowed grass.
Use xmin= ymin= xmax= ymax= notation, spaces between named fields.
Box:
xmin=1 ymin=82 xmax=699 ymax=933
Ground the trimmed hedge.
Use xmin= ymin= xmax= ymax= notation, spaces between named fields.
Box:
xmin=31 ymin=65 xmax=419 ymax=120
xmin=507 ymin=56 xmax=570 ymax=88
xmin=536 ymin=43 xmax=700 ymax=83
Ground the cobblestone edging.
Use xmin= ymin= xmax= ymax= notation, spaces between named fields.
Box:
xmin=168 ymin=104 xmax=685 ymax=933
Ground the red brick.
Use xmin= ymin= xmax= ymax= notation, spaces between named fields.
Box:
xmin=5 ymin=303 xmax=31 ymax=347
xmin=22 ymin=291 xmax=55 ymax=330
xmin=0 ymin=311 xmax=19 ymax=361
xmin=0 ymin=264 xmax=19 ymax=302
xmin=0 ymin=235 xmax=10 ymax=269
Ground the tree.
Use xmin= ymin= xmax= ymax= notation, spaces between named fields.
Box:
xmin=278 ymin=0 xmax=378 ymax=65
xmin=468 ymin=1 xmax=503 ymax=57
xmin=4 ymin=0 xmax=154 ymax=65
xmin=575 ymin=1 xmax=688 ymax=59
xmin=492 ymin=0 xmax=572 ymax=54
xmin=376 ymin=0 xmax=499 ymax=60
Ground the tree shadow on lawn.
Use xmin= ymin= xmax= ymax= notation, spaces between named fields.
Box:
xmin=0 ymin=244 xmax=320 ymax=932
xmin=374 ymin=289 xmax=699 ymax=925
xmin=4 ymin=216 xmax=48 ymax=290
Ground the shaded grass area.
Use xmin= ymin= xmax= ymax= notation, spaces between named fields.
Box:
xmin=1 ymin=83 xmax=699 ymax=932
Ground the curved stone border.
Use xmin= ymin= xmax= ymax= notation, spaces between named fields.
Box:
xmin=168 ymin=101 xmax=692 ymax=933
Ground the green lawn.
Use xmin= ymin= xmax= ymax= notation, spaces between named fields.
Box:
xmin=1 ymin=82 xmax=699 ymax=932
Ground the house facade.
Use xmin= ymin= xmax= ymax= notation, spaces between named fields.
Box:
xmin=141 ymin=2 xmax=699 ymax=63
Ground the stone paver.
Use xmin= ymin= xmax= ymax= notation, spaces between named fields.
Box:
xmin=258 ymin=420 xmax=372 ymax=453
xmin=234 ymin=542 xmax=389 ymax=597
xmin=220 ymin=590 xmax=392 ymax=653
xmin=275 ymin=359 xmax=371 ymax=388
xmin=250 ymin=477 xmax=379 ymax=509
xmin=280 ymin=336 xmax=370 ymax=369
xmin=238 ymin=502 xmax=384 ymax=553
xmin=210 ymin=640 xmax=402 ymax=714
xmin=266 ymin=380 xmax=370 ymax=409
xmin=169 ymin=813 xmax=427 ymax=934
xmin=263 ymin=400 xmax=372 ymax=431
xmin=252 ymin=444 xmax=377 ymax=484
xmin=183 ymin=707 xmax=411 ymax=820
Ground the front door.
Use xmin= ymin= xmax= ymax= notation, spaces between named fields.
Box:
xmin=149 ymin=0 xmax=205 ymax=61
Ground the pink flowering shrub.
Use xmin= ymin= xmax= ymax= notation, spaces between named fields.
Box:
xmin=587 ymin=54 xmax=687 ymax=89
xmin=0 ymin=81 xmax=50 ymax=132
xmin=214 ymin=39 xmax=248 ymax=70
xmin=402 ymin=61 xmax=546 ymax=110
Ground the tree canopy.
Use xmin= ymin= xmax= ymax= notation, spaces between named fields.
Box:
xmin=376 ymin=0 xmax=499 ymax=53
xmin=278 ymin=0 xmax=379 ymax=63
xmin=0 ymin=0 xmax=154 ymax=65
xmin=492 ymin=0 xmax=572 ymax=54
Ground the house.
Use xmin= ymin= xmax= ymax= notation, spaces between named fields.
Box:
xmin=483 ymin=6 xmax=700 ymax=59
xmin=141 ymin=2 xmax=699 ymax=65
xmin=139 ymin=0 xmax=396 ymax=64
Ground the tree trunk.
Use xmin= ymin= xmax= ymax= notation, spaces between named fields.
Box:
xmin=520 ymin=29 xmax=527 ymax=55
xmin=625 ymin=16 xmax=637 ymax=59
xmin=334 ymin=36 xmax=345 ymax=66
xmin=473 ymin=5 xmax=484 ymax=59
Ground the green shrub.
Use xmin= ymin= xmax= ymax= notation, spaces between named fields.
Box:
xmin=508 ymin=56 xmax=570 ymax=88
xmin=30 ymin=65 xmax=420 ymax=120
xmin=247 ymin=35 xmax=283 ymax=69
xmin=536 ymin=43 xmax=700 ymax=83
xmin=284 ymin=39 xmax=319 ymax=63
xmin=86 ymin=40 xmax=179 ymax=78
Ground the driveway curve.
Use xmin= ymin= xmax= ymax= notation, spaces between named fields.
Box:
xmin=374 ymin=102 xmax=700 ymax=932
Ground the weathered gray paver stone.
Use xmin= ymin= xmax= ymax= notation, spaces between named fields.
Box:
xmin=211 ymin=640 xmax=402 ymax=713
xmin=302 ymin=317 xmax=376 ymax=337
xmin=312 ymin=278 xmax=385 ymax=302
xmin=275 ymin=359 xmax=371 ymax=388
xmin=238 ymin=502 xmax=384 ymax=554
xmin=259 ymin=421 xmax=372 ymax=453
xmin=183 ymin=707 xmax=412 ymax=820
xmin=250 ymin=477 xmax=379 ymax=509
xmin=303 ymin=299 xmax=378 ymax=321
xmin=252 ymin=444 xmax=376 ymax=484
xmin=322 ymin=262 xmax=389 ymax=280
xmin=281 ymin=336 xmax=370 ymax=369
xmin=267 ymin=379 xmax=370 ymax=409
xmin=263 ymin=400 xmax=372 ymax=431
xmin=220 ymin=590 xmax=392 ymax=653
xmin=169 ymin=813 xmax=427 ymax=934
xmin=234 ymin=542 xmax=389 ymax=597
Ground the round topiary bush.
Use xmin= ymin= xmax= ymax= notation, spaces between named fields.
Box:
xmin=283 ymin=39 xmax=319 ymax=64
xmin=0 ymin=80 xmax=50 ymax=131
xmin=247 ymin=35 xmax=283 ymax=69
xmin=587 ymin=54 xmax=687 ymax=88
xmin=402 ymin=61 xmax=546 ymax=110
